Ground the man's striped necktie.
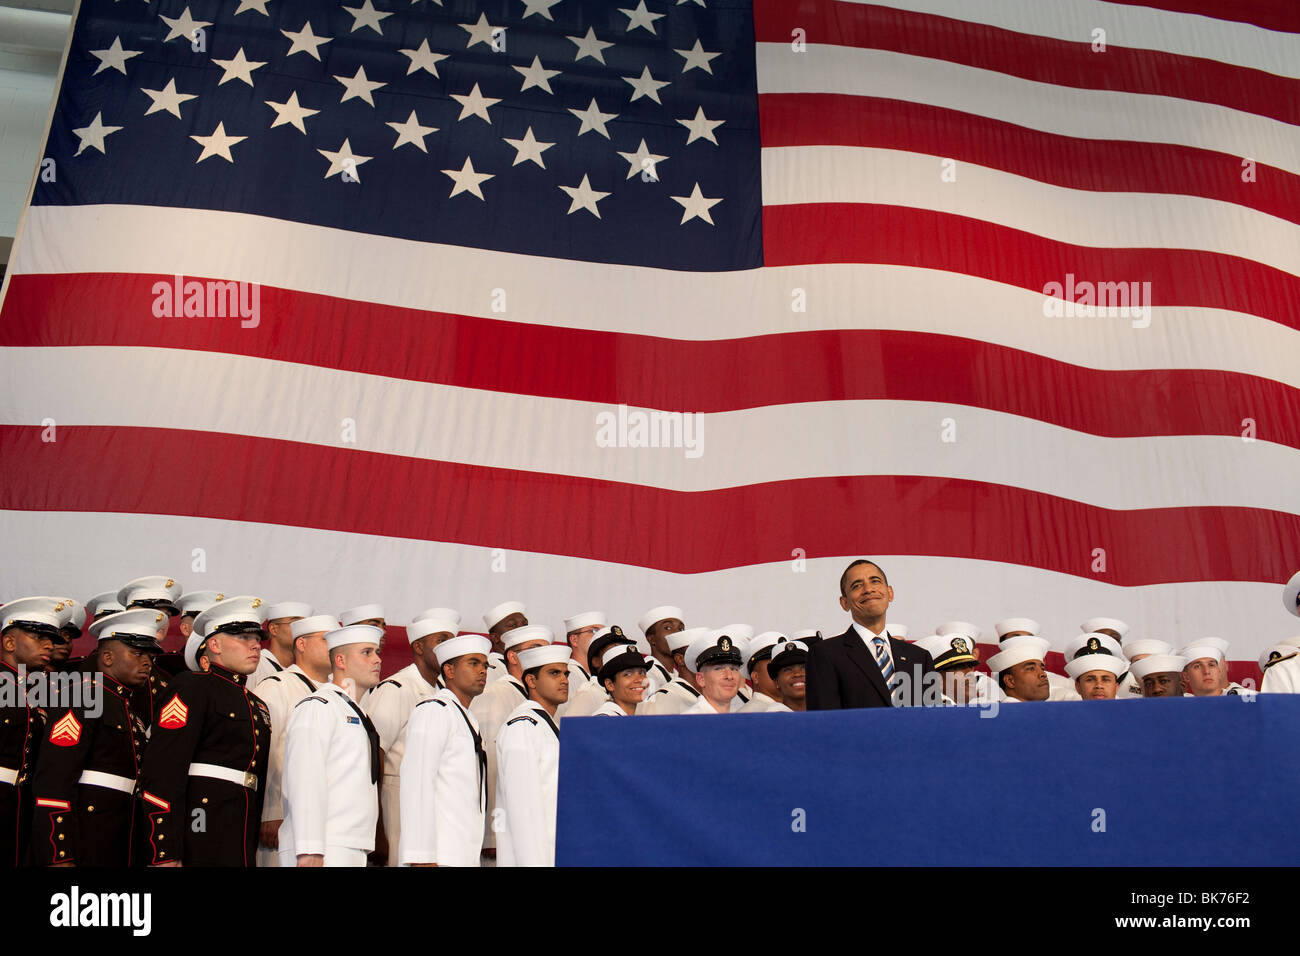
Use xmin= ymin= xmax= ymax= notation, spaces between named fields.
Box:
xmin=873 ymin=635 xmax=897 ymax=690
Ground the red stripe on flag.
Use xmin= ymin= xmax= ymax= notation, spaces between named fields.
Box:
xmin=752 ymin=0 xmax=1300 ymax=125
xmin=759 ymin=93 xmax=1300 ymax=227
xmin=2 ymin=273 xmax=1298 ymax=448
xmin=1 ymin=424 xmax=1296 ymax=584
xmin=1101 ymin=0 xmax=1300 ymax=34
xmin=762 ymin=203 xmax=1300 ymax=330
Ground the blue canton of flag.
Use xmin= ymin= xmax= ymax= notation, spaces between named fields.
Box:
xmin=34 ymin=0 xmax=762 ymax=271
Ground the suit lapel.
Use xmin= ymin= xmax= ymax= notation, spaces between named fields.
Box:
xmin=841 ymin=626 xmax=892 ymax=703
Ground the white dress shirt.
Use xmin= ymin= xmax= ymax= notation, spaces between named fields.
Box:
xmin=278 ymin=681 xmax=379 ymax=863
xmin=470 ymin=674 xmax=530 ymax=851
xmin=252 ymin=663 xmax=320 ymax=867
xmin=682 ymin=695 xmax=729 ymax=715
xmin=593 ymin=700 xmax=631 ymax=716
xmin=363 ymin=661 xmax=438 ymax=865
xmin=851 ymin=622 xmax=896 ymax=675
xmin=399 ymin=688 xmax=486 ymax=866
xmin=495 ymin=700 xmax=561 ymax=867
xmin=739 ymin=690 xmax=786 ymax=713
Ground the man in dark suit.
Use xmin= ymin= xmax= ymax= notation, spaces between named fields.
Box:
xmin=806 ymin=559 xmax=936 ymax=709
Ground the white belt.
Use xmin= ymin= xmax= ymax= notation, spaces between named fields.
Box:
xmin=188 ymin=762 xmax=259 ymax=791
xmin=0 ymin=766 xmax=16 ymax=786
xmin=78 ymin=770 xmax=135 ymax=794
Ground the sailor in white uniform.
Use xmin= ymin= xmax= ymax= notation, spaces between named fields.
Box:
xmin=766 ymin=640 xmax=809 ymax=711
xmin=638 ymin=605 xmax=685 ymax=696
xmin=249 ymin=601 xmax=312 ymax=693
xmin=638 ymin=626 xmax=710 ymax=715
xmin=495 ymin=644 xmax=569 ymax=866
xmin=279 ymin=623 xmax=383 ymax=867
xmin=252 ymin=612 xmax=336 ymax=867
xmin=681 ymin=630 xmax=744 ymax=715
xmin=590 ymin=640 xmax=650 ymax=717
xmin=985 ymin=637 xmax=1053 ymax=703
xmin=471 ymin=624 xmax=553 ymax=861
xmin=1259 ymin=641 xmax=1300 ymax=694
xmin=1130 ymin=653 xmax=1188 ymax=697
xmin=1065 ymin=650 xmax=1127 ymax=700
xmin=560 ymin=610 xmax=605 ymax=708
xmin=1181 ymin=642 xmax=1253 ymax=697
xmin=987 ymin=617 xmax=1074 ymax=701
xmin=364 ymin=610 xmax=458 ymax=865
xmin=914 ymin=633 xmax=985 ymax=705
xmin=399 ymin=634 xmax=491 ymax=867
xmin=738 ymin=631 xmax=786 ymax=713
xmin=483 ymin=600 xmax=529 ymax=684
xmin=1119 ymin=639 xmax=1174 ymax=698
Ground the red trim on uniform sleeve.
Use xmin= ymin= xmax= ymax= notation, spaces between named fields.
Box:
xmin=35 ymin=798 xmax=72 ymax=810
xmin=142 ymin=791 xmax=170 ymax=811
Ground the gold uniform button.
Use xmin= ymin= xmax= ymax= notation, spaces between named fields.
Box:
xmin=87 ymin=806 xmax=94 ymax=812
xmin=229 ymin=712 xmax=236 ymax=718
xmin=158 ymin=835 xmax=165 ymax=840
xmin=58 ymin=834 xmax=64 ymax=841
xmin=55 ymin=816 xmax=63 ymax=823
xmin=159 ymin=851 xmax=166 ymax=858
xmin=58 ymin=851 xmax=65 ymax=858
xmin=201 ymin=797 xmax=208 ymax=804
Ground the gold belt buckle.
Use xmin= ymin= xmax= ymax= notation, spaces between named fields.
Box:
xmin=244 ymin=771 xmax=258 ymax=791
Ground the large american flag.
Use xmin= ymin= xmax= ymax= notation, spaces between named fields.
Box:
xmin=1 ymin=0 xmax=1297 ymax=663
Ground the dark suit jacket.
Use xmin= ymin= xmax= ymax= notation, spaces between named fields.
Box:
xmin=806 ymin=625 xmax=936 ymax=709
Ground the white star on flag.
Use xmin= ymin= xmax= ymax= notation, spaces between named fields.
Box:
xmin=623 ymin=66 xmax=669 ymax=103
xmin=520 ymin=0 xmax=563 ymax=20
xmin=671 ymin=182 xmax=722 ymax=225
xmin=514 ymin=55 xmax=561 ymax=94
xmin=442 ymin=157 xmax=494 ymax=200
xmin=318 ymin=139 xmax=372 ymax=181
xmin=451 ymin=83 xmax=501 ymax=123
xmin=72 ymin=112 xmax=122 ymax=156
xmin=559 ymin=174 xmax=611 ymax=218
xmin=141 ymin=79 xmax=198 ymax=119
xmin=503 ymin=126 xmax=555 ymax=168
xmin=212 ymin=48 xmax=267 ymax=88
xmin=616 ymin=139 xmax=667 ymax=180
xmin=619 ymin=1 xmax=664 ymax=34
xmin=677 ymin=106 xmax=724 ymax=145
xmin=344 ymin=0 xmax=392 ymax=35
xmin=265 ymin=91 xmax=319 ymax=134
xmin=568 ymin=98 xmax=617 ymax=139
xmin=335 ymin=66 xmax=387 ymax=106
xmin=461 ymin=12 xmax=501 ymax=49
xmin=387 ymin=110 xmax=439 ymax=152
xmin=400 ymin=39 xmax=448 ymax=76
xmin=89 ymin=37 xmax=140 ymax=76
xmin=567 ymin=27 xmax=612 ymax=64
xmin=159 ymin=7 xmax=212 ymax=43
xmin=233 ymin=0 xmax=272 ymax=14
xmin=675 ymin=39 xmax=721 ymax=75
xmin=190 ymin=122 xmax=246 ymax=164
xmin=281 ymin=22 xmax=332 ymax=61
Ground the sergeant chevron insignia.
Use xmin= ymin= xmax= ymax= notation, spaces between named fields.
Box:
xmin=49 ymin=711 xmax=83 ymax=747
xmin=158 ymin=694 xmax=189 ymax=729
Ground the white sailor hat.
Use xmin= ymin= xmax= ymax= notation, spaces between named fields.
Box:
xmin=1080 ymin=617 xmax=1129 ymax=639
xmin=1 ymin=597 xmax=69 ymax=637
xmin=914 ymin=633 xmax=979 ymax=670
xmin=1259 ymin=644 xmax=1299 ymax=673
xmin=994 ymin=617 xmax=1039 ymax=638
xmin=118 ymin=576 xmax=183 ymax=615
xmin=1284 ymin=571 xmax=1300 ymax=618
xmin=742 ymin=631 xmax=785 ymax=678
xmin=1130 ymin=654 xmax=1187 ymax=682
xmin=193 ymin=596 xmax=268 ymax=639
xmin=483 ymin=600 xmax=525 ymax=631
xmin=1123 ymin=638 xmax=1172 ymax=662
xmin=668 ymin=625 xmax=708 ymax=655
xmin=1194 ymin=636 xmax=1230 ymax=656
xmin=986 ymin=637 xmax=1050 ymax=675
xmin=595 ymin=640 xmax=648 ymax=682
xmin=936 ymin=620 xmax=981 ymax=640
xmin=183 ymin=632 xmax=206 ymax=672
xmin=325 ymin=623 xmax=382 ymax=651
xmin=86 ymin=591 xmax=126 ymax=620
xmin=717 ymin=623 xmax=754 ymax=643
xmin=1181 ymin=643 xmax=1224 ymax=664
xmin=340 ymin=603 xmax=385 ymax=626
xmin=177 ymin=590 xmax=225 ymax=619
xmin=435 ymin=634 xmax=492 ymax=666
xmin=88 ymin=608 xmax=167 ymax=651
xmin=518 ymin=644 xmax=572 ymax=671
xmin=791 ymin=628 xmax=823 ymax=643
xmin=563 ymin=611 xmax=606 ymax=634
xmin=291 ymin=614 xmax=339 ymax=639
xmin=686 ymin=630 xmax=744 ymax=673
xmin=1063 ymin=632 xmax=1124 ymax=660
xmin=888 ymin=624 xmax=908 ymax=640
xmin=502 ymin=624 xmax=554 ymax=651
xmin=637 ymin=605 xmax=684 ymax=635
xmin=769 ymin=640 xmax=809 ymax=677
xmin=265 ymin=601 xmax=313 ymax=622
xmin=1065 ymin=653 xmax=1127 ymax=679
xmin=408 ymin=614 xmax=459 ymax=644
xmin=415 ymin=606 xmax=461 ymax=627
